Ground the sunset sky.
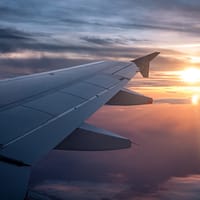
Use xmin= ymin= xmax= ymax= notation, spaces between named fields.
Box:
xmin=1 ymin=0 xmax=200 ymax=200
xmin=1 ymin=0 xmax=200 ymax=73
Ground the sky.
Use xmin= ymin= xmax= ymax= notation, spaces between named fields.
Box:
xmin=1 ymin=0 xmax=200 ymax=200
xmin=1 ymin=0 xmax=200 ymax=76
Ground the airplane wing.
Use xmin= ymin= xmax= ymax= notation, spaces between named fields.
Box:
xmin=0 ymin=52 xmax=159 ymax=200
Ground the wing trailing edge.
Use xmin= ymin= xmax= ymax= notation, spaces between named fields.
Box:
xmin=55 ymin=123 xmax=131 ymax=151
xmin=132 ymin=52 xmax=160 ymax=77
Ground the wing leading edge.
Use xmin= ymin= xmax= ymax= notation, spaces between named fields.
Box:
xmin=0 ymin=52 xmax=159 ymax=200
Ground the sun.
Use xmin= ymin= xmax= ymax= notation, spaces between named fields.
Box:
xmin=192 ymin=94 xmax=200 ymax=105
xmin=180 ymin=67 xmax=200 ymax=83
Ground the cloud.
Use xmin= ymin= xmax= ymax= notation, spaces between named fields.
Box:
xmin=0 ymin=27 xmax=35 ymax=53
xmin=30 ymin=103 xmax=200 ymax=200
xmin=81 ymin=36 xmax=150 ymax=46
xmin=80 ymin=36 xmax=123 ymax=46
xmin=0 ymin=1 xmax=200 ymax=51
xmin=0 ymin=28 xmax=71 ymax=54
xmin=0 ymin=0 xmax=199 ymax=70
xmin=30 ymin=175 xmax=200 ymax=200
xmin=154 ymin=98 xmax=190 ymax=104
xmin=154 ymin=175 xmax=200 ymax=200
xmin=0 ymin=27 xmax=32 ymax=40
xmin=32 ymin=180 xmax=128 ymax=200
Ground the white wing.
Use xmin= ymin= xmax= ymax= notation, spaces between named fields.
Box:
xmin=0 ymin=52 xmax=159 ymax=200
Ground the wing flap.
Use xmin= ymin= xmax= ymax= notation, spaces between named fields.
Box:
xmin=106 ymin=88 xmax=153 ymax=106
xmin=55 ymin=123 xmax=131 ymax=151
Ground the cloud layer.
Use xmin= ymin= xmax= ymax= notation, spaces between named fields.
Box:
xmin=30 ymin=104 xmax=200 ymax=199
xmin=1 ymin=0 xmax=200 ymax=72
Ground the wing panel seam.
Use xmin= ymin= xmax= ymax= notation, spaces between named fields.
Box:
xmin=22 ymin=105 xmax=55 ymax=117
xmin=1 ymin=82 xmax=123 ymax=149
xmin=111 ymin=63 xmax=133 ymax=75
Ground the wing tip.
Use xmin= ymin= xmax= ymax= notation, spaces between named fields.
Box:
xmin=131 ymin=52 xmax=160 ymax=78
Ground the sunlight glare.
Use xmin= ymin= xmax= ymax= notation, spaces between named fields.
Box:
xmin=192 ymin=95 xmax=200 ymax=105
xmin=180 ymin=68 xmax=200 ymax=83
xmin=190 ymin=56 xmax=200 ymax=63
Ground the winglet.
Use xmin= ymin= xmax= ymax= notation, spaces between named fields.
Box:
xmin=131 ymin=52 xmax=160 ymax=78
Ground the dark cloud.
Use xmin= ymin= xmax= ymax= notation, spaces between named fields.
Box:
xmin=0 ymin=27 xmax=182 ymax=66
xmin=0 ymin=27 xmax=32 ymax=40
xmin=0 ymin=27 xmax=51 ymax=53
xmin=80 ymin=36 xmax=123 ymax=46
xmin=0 ymin=27 xmax=159 ymax=64
xmin=81 ymin=36 xmax=149 ymax=46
